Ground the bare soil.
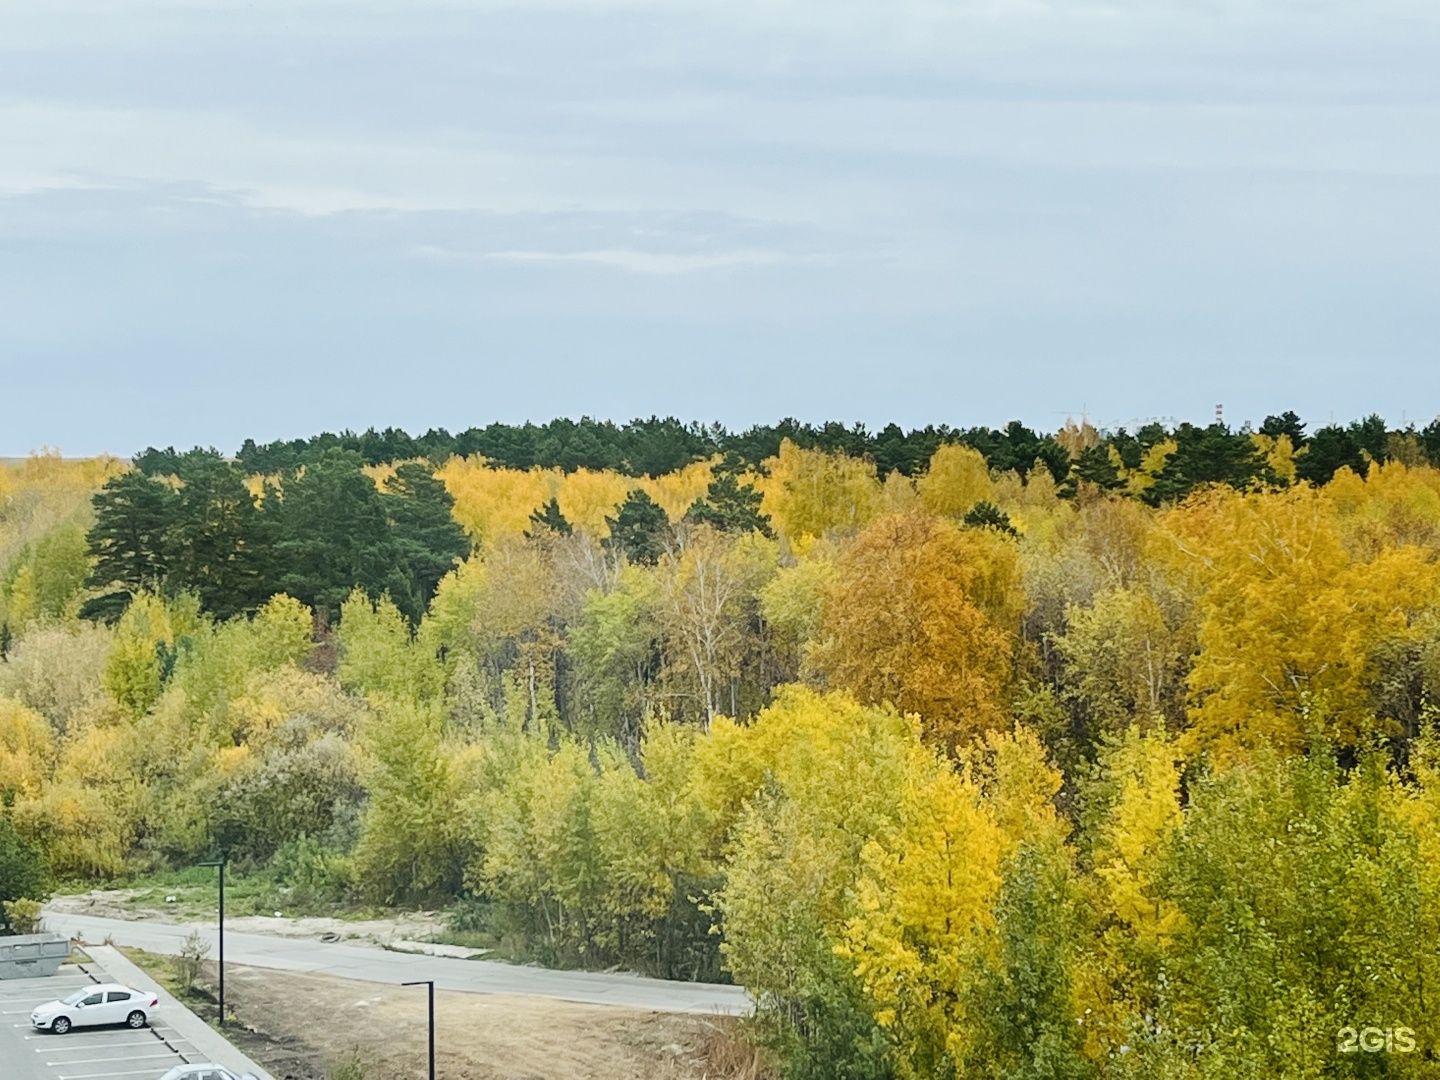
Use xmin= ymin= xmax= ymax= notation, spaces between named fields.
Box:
xmin=208 ymin=963 xmax=770 ymax=1080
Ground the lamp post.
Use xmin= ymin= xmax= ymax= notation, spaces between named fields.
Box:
xmin=198 ymin=858 xmax=226 ymax=1026
xmin=401 ymin=980 xmax=435 ymax=1080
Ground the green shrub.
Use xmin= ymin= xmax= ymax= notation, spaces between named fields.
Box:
xmin=2 ymin=898 xmax=43 ymax=935
xmin=272 ymin=836 xmax=355 ymax=902
xmin=173 ymin=930 xmax=210 ymax=994
xmin=329 ymin=1047 xmax=367 ymax=1080
xmin=0 ymin=816 xmax=49 ymax=928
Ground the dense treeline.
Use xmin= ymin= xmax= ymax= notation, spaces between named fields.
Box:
xmin=4 ymin=412 xmax=1440 ymax=1077
xmin=93 ymin=410 xmax=1440 ymax=635
xmin=221 ymin=416 xmax=1047 ymax=479
xmin=181 ymin=409 xmax=1440 ymax=497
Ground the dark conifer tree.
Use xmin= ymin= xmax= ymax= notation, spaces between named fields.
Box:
xmin=1422 ymin=419 xmax=1440 ymax=466
xmin=271 ymin=449 xmax=409 ymax=623
xmin=82 ymin=470 xmax=176 ymax=621
xmin=1295 ymin=425 xmax=1367 ymax=486
xmin=962 ymin=500 xmax=1018 ymax=536
xmin=1260 ymin=411 xmax=1308 ymax=448
xmin=383 ymin=461 xmax=471 ymax=620
xmin=526 ymin=497 xmax=573 ymax=539
xmin=684 ymin=471 xmax=771 ymax=535
xmin=165 ymin=450 xmax=272 ymax=620
xmin=1145 ymin=423 xmax=1269 ymax=505
xmin=604 ymin=490 xmax=669 ymax=564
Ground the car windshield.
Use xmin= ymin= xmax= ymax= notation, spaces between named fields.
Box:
xmin=60 ymin=989 xmax=91 ymax=1006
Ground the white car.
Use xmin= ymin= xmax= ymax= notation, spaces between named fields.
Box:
xmin=158 ymin=1066 xmax=259 ymax=1080
xmin=30 ymin=982 xmax=159 ymax=1034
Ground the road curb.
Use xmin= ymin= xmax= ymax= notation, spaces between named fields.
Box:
xmin=45 ymin=911 xmax=753 ymax=1015
xmin=83 ymin=945 xmax=276 ymax=1080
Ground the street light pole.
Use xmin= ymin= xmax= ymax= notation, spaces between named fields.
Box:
xmin=402 ymin=980 xmax=435 ymax=1080
xmin=199 ymin=858 xmax=226 ymax=1026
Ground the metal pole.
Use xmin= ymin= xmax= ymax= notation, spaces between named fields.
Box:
xmin=402 ymin=980 xmax=436 ymax=1080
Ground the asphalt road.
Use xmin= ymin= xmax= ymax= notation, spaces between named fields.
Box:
xmin=44 ymin=912 xmax=752 ymax=1016
xmin=0 ymin=966 xmax=201 ymax=1080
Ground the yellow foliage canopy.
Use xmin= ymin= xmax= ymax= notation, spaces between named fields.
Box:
xmin=758 ymin=439 xmax=880 ymax=542
xmin=916 ymin=443 xmax=994 ymax=518
xmin=555 ymin=469 xmax=633 ymax=534
xmin=1159 ymin=484 xmax=1440 ymax=759
xmin=1091 ymin=728 xmax=1185 ymax=947
xmin=0 ymin=697 xmax=55 ymax=802
xmin=1325 ymin=459 xmax=1440 ymax=556
xmin=812 ymin=512 xmax=1021 ymax=751
xmin=438 ymin=457 xmax=556 ymax=542
xmin=438 ymin=455 xmax=711 ymax=544
xmin=698 ymin=688 xmax=924 ymax=997
xmin=837 ymin=726 xmax=1063 ymax=1078
xmin=636 ymin=458 xmax=716 ymax=521
xmin=839 ymin=756 xmax=1004 ymax=1070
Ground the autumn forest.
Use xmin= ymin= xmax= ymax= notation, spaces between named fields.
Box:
xmin=3 ymin=412 xmax=1440 ymax=1078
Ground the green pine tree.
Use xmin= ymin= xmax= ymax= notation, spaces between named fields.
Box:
xmin=165 ymin=450 xmax=272 ymax=620
xmin=526 ymin=497 xmax=573 ymax=538
xmin=383 ymin=462 xmax=471 ymax=621
xmin=684 ymin=471 xmax=771 ymax=535
xmin=271 ymin=449 xmax=409 ymax=623
xmin=604 ymin=490 xmax=669 ymax=564
xmin=82 ymin=470 xmax=177 ymax=621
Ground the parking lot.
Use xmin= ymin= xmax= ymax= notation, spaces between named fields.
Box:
xmin=0 ymin=966 xmax=200 ymax=1080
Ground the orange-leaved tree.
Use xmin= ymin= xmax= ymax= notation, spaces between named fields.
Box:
xmin=811 ymin=511 xmax=1022 ymax=752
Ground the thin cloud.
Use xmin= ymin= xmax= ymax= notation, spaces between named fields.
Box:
xmin=413 ymin=245 xmax=804 ymax=274
xmin=2 ymin=0 xmax=1438 ymax=454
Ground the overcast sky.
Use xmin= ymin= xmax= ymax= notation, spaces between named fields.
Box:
xmin=1 ymin=0 xmax=1437 ymax=456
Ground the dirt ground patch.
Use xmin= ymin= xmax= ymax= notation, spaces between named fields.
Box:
xmin=214 ymin=963 xmax=769 ymax=1080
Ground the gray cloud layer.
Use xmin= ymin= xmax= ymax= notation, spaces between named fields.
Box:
xmin=2 ymin=0 xmax=1437 ymax=453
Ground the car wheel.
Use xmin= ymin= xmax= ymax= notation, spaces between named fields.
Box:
xmin=52 ymin=1016 xmax=71 ymax=1035
xmin=127 ymin=1010 xmax=147 ymax=1029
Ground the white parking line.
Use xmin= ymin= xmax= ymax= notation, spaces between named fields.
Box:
xmin=48 ymin=1052 xmax=177 ymax=1065
xmin=0 ymin=978 xmax=91 ymax=986
xmin=59 ymin=1069 xmax=183 ymax=1080
xmin=40 ymin=1040 xmax=164 ymax=1052
xmin=0 ymin=988 xmax=91 ymax=992
xmin=0 ymin=981 xmax=93 ymax=989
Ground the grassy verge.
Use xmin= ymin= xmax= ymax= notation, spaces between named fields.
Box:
xmin=119 ymin=945 xmax=217 ymax=1018
xmin=59 ymin=865 xmax=381 ymax=924
xmin=57 ymin=869 xmax=623 ymax=972
xmin=57 ymin=867 xmax=515 ymax=958
xmin=120 ymin=945 xmax=325 ymax=1078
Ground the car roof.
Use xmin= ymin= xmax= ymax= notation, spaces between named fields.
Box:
xmin=61 ymin=982 xmax=135 ymax=995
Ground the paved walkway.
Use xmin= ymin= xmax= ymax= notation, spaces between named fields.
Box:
xmin=44 ymin=912 xmax=751 ymax=1016
xmin=88 ymin=945 xmax=275 ymax=1080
